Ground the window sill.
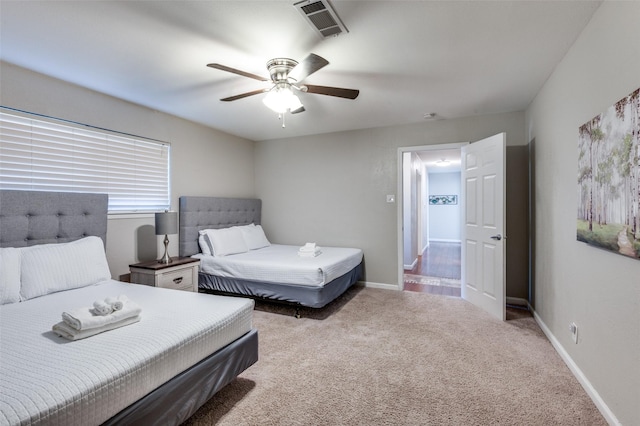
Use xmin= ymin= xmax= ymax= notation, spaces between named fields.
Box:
xmin=108 ymin=213 xmax=155 ymax=220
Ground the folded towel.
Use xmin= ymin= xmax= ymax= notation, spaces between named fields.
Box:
xmin=299 ymin=242 xmax=317 ymax=252
xmin=105 ymin=295 xmax=125 ymax=311
xmin=92 ymin=300 xmax=113 ymax=316
xmin=62 ymin=297 xmax=142 ymax=331
xmin=298 ymin=247 xmax=322 ymax=257
xmin=53 ymin=315 xmax=141 ymax=341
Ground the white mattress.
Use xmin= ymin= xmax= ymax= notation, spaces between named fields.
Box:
xmin=195 ymin=244 xmax=363 ymax=287
xmin=0 ymin=280 xmax=254 ymax=426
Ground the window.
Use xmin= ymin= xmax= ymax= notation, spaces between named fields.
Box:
xmin=0 ymin=109 xmax=170 ymax=213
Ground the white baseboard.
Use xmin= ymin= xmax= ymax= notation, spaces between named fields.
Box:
xmin=532 ymin=309 xmax=620 ymax=425
xmin=506 ymin=297 xmax=528 ymax=307
xmin=428 ymin=238 xmax=461 ymax=243
xmin=403 ymin=258 xmax=417 ymax=271
xmin=357 ymin=281 xmax=398 ymax=291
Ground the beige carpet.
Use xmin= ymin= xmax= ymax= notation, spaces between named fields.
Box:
xmin=184 ymin=286 xmax=605 ymax=425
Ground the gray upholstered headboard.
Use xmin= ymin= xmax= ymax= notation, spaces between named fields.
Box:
xmin=179 ymin=196 xmax=261 ymax=257
xmin=0 ymin=190 xmax=108 ymax=248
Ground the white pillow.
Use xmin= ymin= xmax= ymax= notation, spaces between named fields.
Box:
xmin=0 ymin=247 xmax=22 ymax=304
xmin=205 ymin=227 xmax=248 ymax=257
xmin=20 ymin=236 xmax=112 ymax=300
xmin=238 ymin=224 xmax=270 ymax=250
xmin=198 ymin=231 xmax=213 ymax=255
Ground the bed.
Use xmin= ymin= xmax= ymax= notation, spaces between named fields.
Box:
xmin=0 ymin=190 xmax=258 ymax=426
xmin=178 ymin=196 xmax=364 ymax=310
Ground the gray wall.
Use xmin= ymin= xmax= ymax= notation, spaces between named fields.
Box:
xmin=0 ymin=62 xmax=256 ymax=279
xmin=525 ymin=2 xmax=639 ymax=424
xmin=255 ymin=112 xmax=526 ymax=287
xmin=505 ymin=145 xmax=529 ymax=301
xmin=402 ymin=152 xmax=423 ymax=269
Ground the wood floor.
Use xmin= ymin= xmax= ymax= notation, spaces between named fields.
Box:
xmin=404 ymin=241 xmax=461 ymax=297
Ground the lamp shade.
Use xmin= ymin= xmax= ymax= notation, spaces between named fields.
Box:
xmin=155 ymin=211 xmax=178 ymax=235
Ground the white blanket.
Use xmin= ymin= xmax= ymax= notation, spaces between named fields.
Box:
xmin=0 ymin=280 xmax=254 ymax=426
xmin=195 ymin=244 xmax=363 ymax=287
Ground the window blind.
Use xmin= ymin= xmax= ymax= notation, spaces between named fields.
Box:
xmin=0 ymin=110 xmax=170 ymax=213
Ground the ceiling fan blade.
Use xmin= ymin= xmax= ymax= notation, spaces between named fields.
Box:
xmin=288 ymin=54 xmax=329 ymax=82
xmin=303 ymin=84 xmax=359 ymax=100
xmin=291 ymin=106 xmax=306 ymax=114
xmin=221 ymin=88 xmax=268 ymax=102
xmin=207 ymin=63 xmax=269 ymax=82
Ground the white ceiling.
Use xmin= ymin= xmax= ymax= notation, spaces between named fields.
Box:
xmin=419 ymin=148 xmax=462 ymax=174
xmin=0 ymin=1 xmax=601 ymax=142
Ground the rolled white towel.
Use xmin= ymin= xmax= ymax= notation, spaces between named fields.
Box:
xmin=92 ymin=300 xmax=113 ymax=316
xmin=105 ymin=296 xmax=124 ymax=311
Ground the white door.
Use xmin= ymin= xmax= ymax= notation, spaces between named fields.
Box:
xmin=461 ymin=133 xmax=506 ymax=320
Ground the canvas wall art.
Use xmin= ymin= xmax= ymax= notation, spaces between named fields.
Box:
xmin=577 ymin=87 xmax=639 ymax=260
xmin=429 ymin=195 xmax=457 ymax=205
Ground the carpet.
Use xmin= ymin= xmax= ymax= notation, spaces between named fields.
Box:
xmin=184 ymin=286 xmax=605 ymax=425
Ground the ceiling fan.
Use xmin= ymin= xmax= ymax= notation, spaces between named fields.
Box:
xmin=207 ymin=53 xmax=359 ymax=116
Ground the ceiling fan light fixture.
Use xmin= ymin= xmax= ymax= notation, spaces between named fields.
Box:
xmin=262 ymin=84 xmax=303 ymax=114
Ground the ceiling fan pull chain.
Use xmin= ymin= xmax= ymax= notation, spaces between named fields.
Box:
xmin=281 ymin=113 xmax=286 ymax=128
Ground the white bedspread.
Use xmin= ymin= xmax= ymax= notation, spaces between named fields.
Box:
xmin=194 ymin=244 xmax=363 ymax=287
xmin=0 ymin=280 xmax=254 ymax=426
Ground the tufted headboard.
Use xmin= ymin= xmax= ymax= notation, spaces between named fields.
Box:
xmin=0 ymin=190 xmax=109 ymax=248
xmin=179 ymin=196 xmax=261 ymax=257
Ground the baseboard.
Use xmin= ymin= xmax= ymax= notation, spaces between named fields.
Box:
xmin=532 ymin=309 xmax=620 ymax=425
xmin=403 ymin=258 xmax=417 ymax=271
xmin=506 ymin=297 xmax=528 ymax=307
xmin=358 ymin=281 xmax=398 ymax=291
xmin=428 ymin=239 xmax=462 ymax=243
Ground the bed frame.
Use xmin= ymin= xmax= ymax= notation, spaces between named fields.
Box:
xmin=0 ymin=190 xmax=258 ymax=425
xmin=179 ymin=196 xmax=363 ymax=311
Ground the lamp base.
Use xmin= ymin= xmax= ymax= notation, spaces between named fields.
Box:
xmin=158 ymin=234 xmax=172 ymax=264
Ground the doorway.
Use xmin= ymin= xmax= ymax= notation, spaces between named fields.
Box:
xmin=398 ymin=134 xmax=508 ymax=320
xmin=400 ymin=144 xmax=464 ymax=297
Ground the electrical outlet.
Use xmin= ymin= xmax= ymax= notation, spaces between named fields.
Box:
xmin=569 ymin=322 xmax=578 ymax=344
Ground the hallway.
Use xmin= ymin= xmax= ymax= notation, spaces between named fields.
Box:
xmin=404 ymin=241 xmax=461 ymax=296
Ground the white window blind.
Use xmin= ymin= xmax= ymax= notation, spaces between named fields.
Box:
xmin=0 ymin=110 xmax=170 ymax=213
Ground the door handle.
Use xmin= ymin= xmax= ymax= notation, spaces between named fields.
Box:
xmin=490 ymin=234 xmax=502 ymax=241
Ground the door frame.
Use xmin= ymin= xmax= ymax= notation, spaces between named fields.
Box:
xmin=396 ymin=142 xmax=468 ymax=290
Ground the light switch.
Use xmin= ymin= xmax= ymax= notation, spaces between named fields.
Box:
xmin=386 ymin=194 xmax=395 ymax=203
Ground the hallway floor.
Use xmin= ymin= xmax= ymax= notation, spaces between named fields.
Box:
xmin=404 ymin=241 xmax=461 ymax=297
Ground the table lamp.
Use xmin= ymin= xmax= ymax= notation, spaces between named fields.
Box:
xmin=155 ymin=210 xmax=178 ymax=264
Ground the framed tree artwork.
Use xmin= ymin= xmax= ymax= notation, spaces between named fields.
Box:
xmin=577 ymin=87 xmax=639 ymax=260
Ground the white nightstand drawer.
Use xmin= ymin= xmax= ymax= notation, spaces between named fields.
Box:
xmin=158 ymin=269 xmax=194 ymax=290
xmin=129 ymin=258 xmax=200 ymax=292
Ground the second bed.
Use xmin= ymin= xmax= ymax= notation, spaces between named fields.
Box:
xmin=179 ymin=196 xmax=363 ymax=309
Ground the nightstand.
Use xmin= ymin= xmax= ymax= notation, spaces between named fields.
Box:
xmin=129 ymin=257 xmax=200 ymax=292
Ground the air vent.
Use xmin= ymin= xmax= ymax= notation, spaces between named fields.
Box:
xmin=294 ymin=0 xmax=348 ymax=38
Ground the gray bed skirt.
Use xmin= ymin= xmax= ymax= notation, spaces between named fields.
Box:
xmin=102 ymin=328 xmax=258 ymax=426
xmin=199 ymin=262 xmax=363 ymax=309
